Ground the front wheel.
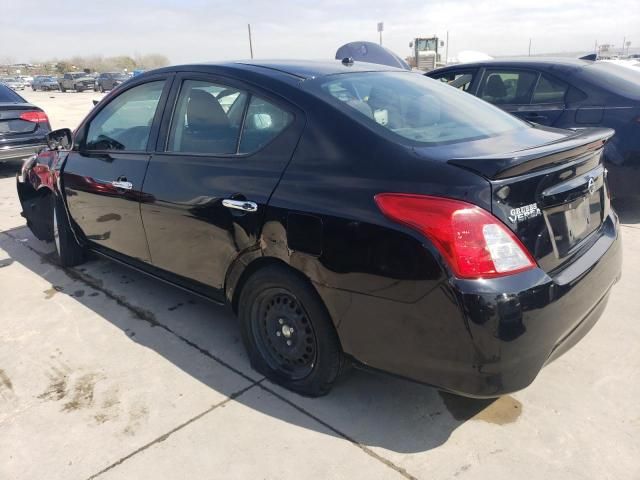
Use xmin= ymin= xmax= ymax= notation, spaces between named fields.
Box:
xmin=53 ymin=197 xmax=85 ymax=267
xmin=238 ymin=265 xmax=346 ymax=397
xmin=60 ymin=85 xmax=66 ymax=92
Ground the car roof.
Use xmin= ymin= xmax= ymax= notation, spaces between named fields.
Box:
xmin=161 ymin=59 xmax=405 ymax=80
xmin=431 ymin=57 xmax=593 ymax=73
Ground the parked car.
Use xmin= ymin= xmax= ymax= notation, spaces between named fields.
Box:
xmin=58 ymin=72 xmax=95 ymax=92
xmin=0 ymin=83 xmax=51 ymax=163
xmin=94 ymin=72 xmax=128 ymax=92
xmin=32 ymin=75 xmax=60 ymax=91
xmin=0 ymin=77 xmax=25 ymax=91
xmin=427 ymin=58 xmax=640 ymax=198
xmin=17 ymin=60 xmax=621 ymax=398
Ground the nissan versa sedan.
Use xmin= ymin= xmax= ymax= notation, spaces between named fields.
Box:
xmin=427 ymin=58 xmax=640 ymax=198
xmin=17 ymin=60 xmax=621 ymax=398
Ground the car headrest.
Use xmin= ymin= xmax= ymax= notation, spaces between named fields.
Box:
xmin=485 ymin=74 xmax=507 ymax=98
xmin=187 ymin=89 xmax=229 ymax=130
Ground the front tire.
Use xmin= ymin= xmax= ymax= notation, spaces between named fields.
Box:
xmin=53 ymin=197 xmax=85 ymax=267
xmin=238 ymin=265 xmax=345 ymax=397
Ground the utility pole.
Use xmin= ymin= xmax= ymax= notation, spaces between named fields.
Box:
xmin=377 ymin=22 xmax=384 ymax=46
xmin=528 ymin=38 xmax=532 ymax=56
xmin=248 ymin=24 xmax=254 ymax=59
xmin=445 ymin=30 xmax=449 ymax=65
xmin=622 ymin=36 xmax=626 ymax=56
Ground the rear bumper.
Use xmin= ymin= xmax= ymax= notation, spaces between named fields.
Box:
xmin=0 ymin=145 xmax=44 ymax=162
xmin=328 ymin=214 xmax=622 ymax=397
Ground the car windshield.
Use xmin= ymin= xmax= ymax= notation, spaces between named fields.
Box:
xmin=309 ymin=71 xmax=526 ymax=145
xmin=0 ymin=84 xmax=23 ymax=102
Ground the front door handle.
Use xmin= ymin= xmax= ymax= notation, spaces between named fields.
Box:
xmin=111 ymin=180 xmax=133 ymax=190
xmin=222 ymin=199 xmax=258 ymax=212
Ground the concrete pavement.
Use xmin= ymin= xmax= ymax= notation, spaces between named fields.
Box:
xmin=0 ymin=91 xmax=638 ymax=479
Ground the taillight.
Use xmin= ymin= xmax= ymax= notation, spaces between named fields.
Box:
xmin=375 ymin=193 xmax=536 ymax=279
xmin=19 ymin=111 xmax=49 ymax=123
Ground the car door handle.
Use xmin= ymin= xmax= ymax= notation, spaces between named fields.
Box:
xmin=111 ymin=180 xmax=133 ymax=190
xmin=222 ymin=199 xmax=258 ymax=212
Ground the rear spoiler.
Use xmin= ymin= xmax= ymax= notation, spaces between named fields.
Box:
xmin=448 ymin=128 xmax=615 ymax=180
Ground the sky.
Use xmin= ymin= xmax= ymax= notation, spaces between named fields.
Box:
xmin=1 ymin=0 xmax=638 ymax=64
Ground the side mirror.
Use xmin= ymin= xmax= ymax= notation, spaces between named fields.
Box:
xmin=46 ymin=128 xmax=73 ymax=151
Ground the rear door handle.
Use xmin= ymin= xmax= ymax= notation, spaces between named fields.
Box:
xmin=222 ymin=199 xmax=258 ymax=212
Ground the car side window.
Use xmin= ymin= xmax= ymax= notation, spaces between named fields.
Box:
xmin=238 ymin=96 xmax=293 ymax=154
xmin=479 ymin=70 xmax=538 ymax=105
xmin=167 ymin=80 xmax=248 ymax=155
xmin=84 ymin=80 xmax=164 ymax=151
xmin=531 ymin=74 xmax=568 ymax=104
xmin=430 ymin=71 xmax=475 ymax=92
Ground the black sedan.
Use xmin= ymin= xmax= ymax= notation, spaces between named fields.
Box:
xmin=17 ymin=60 xmax=621 ymax=397
xmin=427 ymin=58 xmax=640 ymax=198
xmin=0 ymin=84 xmax=51 ymax=163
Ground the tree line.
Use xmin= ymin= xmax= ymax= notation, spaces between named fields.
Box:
xmin=2 ymin=54 xmax=170 ymax=75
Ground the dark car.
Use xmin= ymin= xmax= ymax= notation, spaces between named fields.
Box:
xmin=94 ymin=72 xmax=128 ymax=92
xmin=58 ymin=72 xmax=95 ymax=92
xmin=32 ymin=75 xmax=60 ymax=91
xmin=427 ymin=58 xmax=640 ymax=198
xmin=0 ymin=84 xmax=51 ymax=163
xmin=17 ymin=61 xmax=621 ymax=398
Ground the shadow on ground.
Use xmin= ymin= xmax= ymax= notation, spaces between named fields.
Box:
xmin=1 ymin=224 xmax=518 ymax=455
xmin=613 ymin=197 xmax=640 ymax=225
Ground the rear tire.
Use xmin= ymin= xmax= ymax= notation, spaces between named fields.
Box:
xmin=238 ymin=265 xmax=345 ymax=397
xmin=60 ymin=85 xmax=66 ymax=92
xmin=99 ymin=84 xmax=104 ymax=93
xmin=53 ymin=197 xmax=85 ymax=267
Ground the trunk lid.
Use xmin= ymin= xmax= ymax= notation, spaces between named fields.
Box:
xmin=0 ymin=103 xmax=41 ymax=136
xmin=448 ymin=128 xmax=615 ymax=273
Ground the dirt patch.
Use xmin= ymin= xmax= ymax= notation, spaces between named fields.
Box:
xmin=43 ymin=285 xmax=64 ymax=299
xmin=439 ymin=392 xmax=522 ymax=425
xmin=62 ymin=373 xmax=99 ymax=412
xmin=0 ymin=369 xmax=13 ymax=391
xmin=38 ymin=365 xmax=70 ymax=401
xmin=123 ymin=402 xmax=149 ymax=436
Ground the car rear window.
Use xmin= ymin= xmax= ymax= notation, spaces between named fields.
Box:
xmin=0 ymin=84 xmax=23 ymax=102
xmin=310 ymin=72 xmax=526 ymax=146
xmin=582 ymin=63 xmax=640 ymax=100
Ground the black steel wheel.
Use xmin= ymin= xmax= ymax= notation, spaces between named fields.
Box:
xmin=251 ymin=289 xmax=317 ymax=380
xmin=239 ymin=265 xmax=346 ymax=397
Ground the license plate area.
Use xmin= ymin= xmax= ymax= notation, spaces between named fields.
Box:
xmin=544 ymin=188 xmax=604 ymax=258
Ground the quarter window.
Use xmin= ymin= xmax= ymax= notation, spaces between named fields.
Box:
xmin=531 ymin=74 xmax=568 ymax=104
xmin=167 ymin=80 xmax=248 ymax=155
xmin=479 ymin=70 xmax=538 ymax=105
xmin=85 ymin=81 xmax=164 ymax=151
xmin=238 ymin=96 xmax=293 ymax=154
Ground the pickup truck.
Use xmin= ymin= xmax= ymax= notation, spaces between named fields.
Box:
xmin=58 ymin=73 xmax=95 ymax=92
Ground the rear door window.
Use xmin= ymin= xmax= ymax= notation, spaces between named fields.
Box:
xmin=167 ymin=80 xmax=248 ymax=155
xmin=531 ymin=74 xmax=568 ymax=104
xmin=85 ymin=80 xmax=165 ymax=151
xmin=479 ymin=70 xmax=538 ymax=105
